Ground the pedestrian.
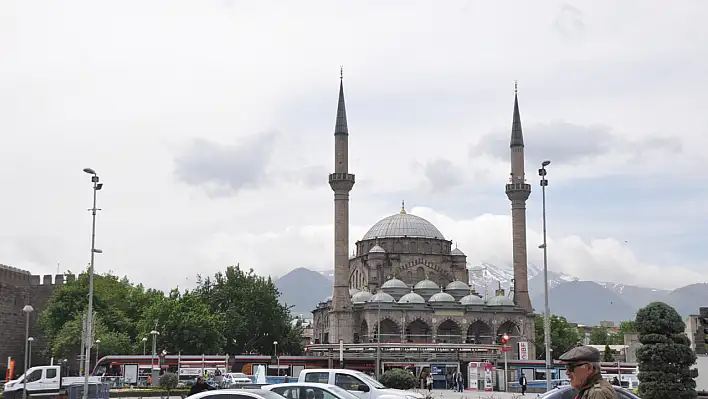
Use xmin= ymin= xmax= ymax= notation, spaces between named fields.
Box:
xmin=518 ymin=374 xmax=527 ymax=395
xmin=611 ymin=376 xmax=620 ymax=386
xmin=455 ymin=370 xmax=463 ymax=392
xmin=426 ymin=374 xmax=433 ymax=392
xmin=558 ymin=345 xmax=614 ymax=399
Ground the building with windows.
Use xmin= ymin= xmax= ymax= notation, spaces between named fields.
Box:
xmin=312 ymin=75 xmax=537 ymax=361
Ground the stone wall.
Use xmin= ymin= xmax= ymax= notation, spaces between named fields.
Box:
xmin=0 ymin=264 xmax=73 ymax=372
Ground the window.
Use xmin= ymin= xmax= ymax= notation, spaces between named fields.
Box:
xmin=303 ymin=372 xmax=329 ymax=384
xmin=26 ymin=369 xmax=42 ymax=383
xmin=335 ymin=373 xmax=365 ymax=391
xmin=272 ymin=387 xmax=298 ymax=399
xmin=46 ymin=368 xmax=57 ymax=379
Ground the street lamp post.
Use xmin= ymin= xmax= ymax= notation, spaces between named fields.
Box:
xmin=539 ymin=160 xmax=552 ymax=391
xmin=273 ymin=341 xmax=279 ymax=376
xmin=82 ymin=168 xmax=103 ymax=399
xmin=27 ymin=337 xmax=34 ymax=368
xmin=22 ymin=305 xmax=34 ymax=399
xmin=376 ymin=298 xmax=381 ymax=379
xmin=95 ymin=340 xmax=101 ymax=367
xmin=142 ymin=337 xmax=148 ymax=355
xmin=150 ymin=330 xmax=160 ymax=371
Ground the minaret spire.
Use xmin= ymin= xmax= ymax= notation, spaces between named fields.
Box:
xmin=505 ymin=81 xmax=533 ymax=313
xmin=329 ymin=68 xmax=356 ymax=343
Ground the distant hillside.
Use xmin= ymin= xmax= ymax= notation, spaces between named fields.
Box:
xmin=275 ymin=267 xmax=332 ymax=316
xmin=665 ymin=283 xmax=708 ymax=316
xmin=532 ymin=281 xmax=637 ymax=325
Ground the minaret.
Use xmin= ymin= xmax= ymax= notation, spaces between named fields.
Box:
xmin=328 ymin=67 xmax=356 ymax=343
xmin=505 ymin=82 xmax=533 ymax=313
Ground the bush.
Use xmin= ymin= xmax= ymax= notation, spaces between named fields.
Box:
xmin=159 ymin=372 xmax=179 ymax=391
xmin=379 ymin=368 xmax=417 ymax=390
xmin=636 ymin=302 xmax=698 ymax=399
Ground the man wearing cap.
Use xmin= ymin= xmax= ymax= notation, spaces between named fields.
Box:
xmin=558 ymin=345 xmax=614 ymax=399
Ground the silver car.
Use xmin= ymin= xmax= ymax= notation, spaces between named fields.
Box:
xmin=262 ymin=382 xmax=364 ymax=399
xmin=187 ymin=389 xmax=286 ymax=399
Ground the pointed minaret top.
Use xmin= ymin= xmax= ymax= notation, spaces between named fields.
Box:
xmin=511 ymin=81 xmax=524 ymax=147
xmin=335 ymin=68 xmax=348 ymax=136
xmin=400 ymin=200 xmax=406 ymax=214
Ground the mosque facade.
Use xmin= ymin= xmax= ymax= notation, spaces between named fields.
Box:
xmin=312 ymin=75 xmax=536 ymax=361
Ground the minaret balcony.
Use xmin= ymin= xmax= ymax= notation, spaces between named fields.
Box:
xmin=329 ymin=173 xmax=356 ymax=184
xmin=505 ymin=183 xmax=531 ymax=193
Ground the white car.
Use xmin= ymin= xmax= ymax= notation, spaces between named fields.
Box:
xmin=263 ymin=382 xmax=363 ymax=399
xmin=187 ymin=389 xmax=284 ymax=399
xmin=223 ymin=372 xmax=253 ymax=387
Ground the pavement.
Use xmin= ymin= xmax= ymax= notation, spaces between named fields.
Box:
xmin=422 ymin=389 xmax=534 ymax=399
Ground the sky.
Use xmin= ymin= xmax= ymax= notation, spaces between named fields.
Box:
xmin=0 ymin=0 xmax=706 ymax=292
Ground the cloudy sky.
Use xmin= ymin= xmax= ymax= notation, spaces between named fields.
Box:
xmin=1 ymin=0 xmax=706 ymax=292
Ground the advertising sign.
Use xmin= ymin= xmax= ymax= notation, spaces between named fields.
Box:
xmin=467 ymin=362 xmax=479 ymax=391
xmin=483 ymin=364 xmax=493 ymax=392
xmin=518 ymin=341 xmax=529 ymax=360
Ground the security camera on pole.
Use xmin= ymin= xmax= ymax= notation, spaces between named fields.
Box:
xmin=82 ymin=168 xmax=103 ymax=399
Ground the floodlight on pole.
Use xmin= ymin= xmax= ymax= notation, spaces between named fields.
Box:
xmin=22 ymin=305 xmax=34 ymax=399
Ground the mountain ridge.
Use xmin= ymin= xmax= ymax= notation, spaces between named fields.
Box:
xmin=274 ymin=264 xmax=705 ymax=324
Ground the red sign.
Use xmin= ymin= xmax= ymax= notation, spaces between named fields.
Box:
xmin=500 ymin=346 xmax=512 ymax=352
xmin=501 ymin=333 xmax=510 ymax=344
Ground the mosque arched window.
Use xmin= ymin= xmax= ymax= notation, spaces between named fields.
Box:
xmin=409 ymin=241 xmax=417 ymax=253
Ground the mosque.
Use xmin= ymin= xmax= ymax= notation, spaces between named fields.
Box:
xmin=312 ymin=75 xmax=536 ymax=361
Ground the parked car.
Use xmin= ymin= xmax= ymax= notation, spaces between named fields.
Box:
xmin=222 ymin=373 xmax=254 ymax=388
xmin=262 ymin=382 xmax=390 ymax=399
xmin=187 ymin=388 xmax=285 ymax=399
xmin=538 ymin=384 xmax=640 ymax=399
xmin=297 ymin=369 xmax=423 ymax=399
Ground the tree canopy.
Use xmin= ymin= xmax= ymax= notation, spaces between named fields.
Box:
xmin=38 ymin=264 xmax=303 ymax=364
xmin=534 ymin=314 xmax=582 ymax=360
xmin=635 ymin=302 xmax=697 ymax=399
xmin=589 ymin=326 xmax=609 ymax=345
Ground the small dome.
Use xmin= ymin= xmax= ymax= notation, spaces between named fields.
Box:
xmin=352 ymin=290 xmax=374 ymax=304
xmin=369 ymin=291 xmax=396 ymax=303
xmin=451 ymin=247 xmax=465 ymax=256
xmin=322 ymin=295 xmax=332 ymax=303
xmin=414 ymin=279 xmax=439 ymax=290
xmin=381 ymin=278 xmax=408 ymax=289
xmin=349 ymin=288 xmax=360 ymax=296
xmin=369 ymin=245 xmax=386 ymax=253
xmin=398 ymin=292 xmax=426 ymax=304
xmin=460 ymin=294 xmax=485 ymax=306
xmin=429 ymin=291 xmax=456 ymax=303
xmin=487 ymin=295 xmax=515 ymax=307
xmin=446 ymin=280 xmax=470 ymax=290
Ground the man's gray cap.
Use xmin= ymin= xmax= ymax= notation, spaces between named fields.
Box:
xmin=558 ymin=345 xmax=602 ymax=363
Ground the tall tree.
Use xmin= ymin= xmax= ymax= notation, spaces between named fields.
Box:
xmin=534 ymin=314 xmax=581 ymax=360
xmin=602 ymin=344 xmax=615 ymax=362
xmin=636 ymin=302 xmax=698 ymax=399
xmin=193 ymin=265 xmax=303 ymax=355
xmin=589 ymin=326 xmax=609 ymax=345
xmin=51 ymin=313 xmax=133 ymax=361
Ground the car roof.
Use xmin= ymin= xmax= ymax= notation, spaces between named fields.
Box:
xmin=264 ymin=382 xmax=337 ymax=389
xmin=540 ymin=385 xmax=638 ymax=398
xmin=191 ymin=389 xmax=282 ymax=399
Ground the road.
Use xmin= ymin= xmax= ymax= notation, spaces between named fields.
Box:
xmin=111 ymin=390 xmax=535 ymax=399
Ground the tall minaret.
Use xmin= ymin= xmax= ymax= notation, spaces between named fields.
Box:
xmin=505 ymin=82 xmax=533 ymax=313
xmin=328 ymin=68 xmax=355 ymax=343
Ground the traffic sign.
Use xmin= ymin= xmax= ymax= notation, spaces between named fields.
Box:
xmin=500 ymin=346 xmax=512 ymax=352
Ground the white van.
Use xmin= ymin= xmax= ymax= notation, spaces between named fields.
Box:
xmin=297 ymin=369 xmax=423 ymax=399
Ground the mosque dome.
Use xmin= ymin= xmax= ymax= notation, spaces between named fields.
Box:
xmin=322 ymin=295 xmax=332 ymax=303
xmin=369 ymin=291 xmax=396 ymax=303
xmin=398 ymin=291 xmax=426 ymax=304
xmin=369 ymin=245 xmax=386 ymax=253
xmin=352 ymin=290 xmax=373 ymax=304
xmin=446 ymin=280 xmax=470 ymax=291
xmin=460 ymin=294 xmax=485 ymax=306
xmin=487 ymin=295 xmax=515 ymax=307
xmin=361 ymin=202 xmax=445 ymax=240
xmin=414 ymin=279 xmax=440 ymax=290
xmin=381 ymin=278 xmax=408 ymax=289
xmin=349 ymin=288 xmax=360 ymax=296
xmin=428 ymin=291 xmax=456 ymax=303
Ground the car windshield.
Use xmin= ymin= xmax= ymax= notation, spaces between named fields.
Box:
xmin=355 ymin=372 xmax=385 ymax=389
xmin=328 ymin=385 xmax=364 ymax=399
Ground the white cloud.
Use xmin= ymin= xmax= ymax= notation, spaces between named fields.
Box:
xmin=0 ymin=1 xmax=706 ymax=294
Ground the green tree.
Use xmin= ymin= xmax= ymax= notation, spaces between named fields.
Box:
xmin=589 ymin=326 xmax=609 ymax=345
xmin=534 ymin=314 xmax=582 ymax=360
xmin=137 ymin=289 xmax=225 ymax=354
xmin=636 ymin=302 xmax=698 ymax=399
xmin=602 ymin=344 xmax=615 ymax=362
xmin=160 ymin=372 xmax=179 ymax=392
xmin=193 ymin=265 xmax=303 ymax=356
xmin=51 ymin=313 xmax=133 ymax=361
